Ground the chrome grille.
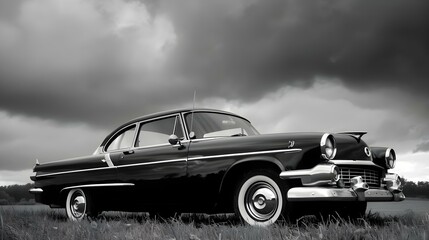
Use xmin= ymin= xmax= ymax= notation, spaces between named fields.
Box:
xmin=339 ymin=167 xmax=381 ymax=188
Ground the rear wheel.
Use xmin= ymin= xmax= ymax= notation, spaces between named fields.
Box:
xmin=65 ymin=188 xmax=98 ymax=221
xmin=233 ymin=170 xmax=288 ymax=226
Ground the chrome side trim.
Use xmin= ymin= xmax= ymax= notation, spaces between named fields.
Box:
xmin=125 ymin=140 xmax=191 ymax=151
xmin=61 ymin=183 xmax=135 ymax=192
xmin=35 ymin=158 xmax=188 ymax=178
xmin=188 ymin=148 xmax=302 ymax=161
xmin=186 ymin=135 xmax=253 ymax=144
xmin=189 ymin=138 xmax=222 ymax=143
xmin=36 ymin=166 xmax=115 ymax=178
xmin=36 ymin=149 xmax=299 ymax=178
xmin=134 ymin=142 xmax=174 ymax=149
xmin=29 ymin=188 xmax=43 ymax=193
xmin=116 ymin=158 xmax=187 ymax=168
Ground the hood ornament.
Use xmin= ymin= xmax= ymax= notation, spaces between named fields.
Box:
xmin=338 ymin=131 xmax=367 ymax=142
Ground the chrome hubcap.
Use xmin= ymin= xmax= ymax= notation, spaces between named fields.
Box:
xmin=70 ymin=191 xmax=86 ymax=218
xmin=245 ymin=182 xmax=278 ymax=221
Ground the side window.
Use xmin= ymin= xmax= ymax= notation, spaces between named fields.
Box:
xmin=136 ymin=116 xmax=184 ymax=147
xmin=106 ymin=126 xmax=136 ymax=152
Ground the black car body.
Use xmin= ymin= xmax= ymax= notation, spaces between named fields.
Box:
xmin=30 ymin=108 xmax=405 ymax=226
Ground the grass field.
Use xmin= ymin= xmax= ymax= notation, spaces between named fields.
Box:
xmin=1 ymin=208 xmax=428 ymax=240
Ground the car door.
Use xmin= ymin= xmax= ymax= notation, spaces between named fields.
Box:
xmin=112 ymin=114 xmax=188 ymax=209
xmin=183 ymin=111 xmax=261 ymax=209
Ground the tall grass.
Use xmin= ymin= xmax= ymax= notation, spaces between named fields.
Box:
xmin=0 ymin=207 xmax=428 ymax=240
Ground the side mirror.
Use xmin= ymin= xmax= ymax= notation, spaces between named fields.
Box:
xmin=189 ymin=131 xmax=196 ymax=139
xmin=169 ymin=134 xmax=180 ymax=145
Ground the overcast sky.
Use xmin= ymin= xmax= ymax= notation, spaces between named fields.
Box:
xmin=0 ymin=0 xmax=428 ymax=186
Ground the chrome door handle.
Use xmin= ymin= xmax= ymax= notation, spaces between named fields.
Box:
xmin=123 ymin=150 xmax=135 ymax=155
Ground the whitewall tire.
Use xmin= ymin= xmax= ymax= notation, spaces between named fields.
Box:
xmin=234 ymin=171 xmax=285 ymax=226
xmin=66 ymin=188 xmax=88 ymax=221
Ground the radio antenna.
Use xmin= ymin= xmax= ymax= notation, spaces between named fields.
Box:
xmin=189 ymin=90 xmax=196 ymax=139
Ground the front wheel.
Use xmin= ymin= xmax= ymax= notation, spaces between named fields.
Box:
xmin=233 ymin=170 xmax=287 ymax=226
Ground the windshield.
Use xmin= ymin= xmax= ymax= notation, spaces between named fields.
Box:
xmin=185 ymin=112 xmax=259 ymax=139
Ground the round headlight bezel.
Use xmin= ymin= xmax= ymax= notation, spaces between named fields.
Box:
xmin=321 ymin=133 xmax=337 ymax=160
xmin=385 ymin=148 xmax=396 ymax=169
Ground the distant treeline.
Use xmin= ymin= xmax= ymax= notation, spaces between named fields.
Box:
xmin=0 ymin=183 xmax=35 ymax=205
xmin=1 ymin=180 xmax=429 ymax=205
xmin=401 ymin=179 xmax=429 ymax=199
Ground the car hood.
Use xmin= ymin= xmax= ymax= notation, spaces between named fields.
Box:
xmin=187 ymin=132 xmax=372 ymax=170
xmin=333 ymin=133 xmax=372 ymax=161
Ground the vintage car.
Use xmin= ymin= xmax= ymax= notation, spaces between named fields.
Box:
xmin=30 ymin=108 xmax=405 ymax=226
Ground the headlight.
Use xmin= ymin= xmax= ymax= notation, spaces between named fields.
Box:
xmin=385 ymin=148 xmax=396 ymax=169
xmin=320 ymin=133 xmax=337 ymax=160
xmin=371 ymin=147 xmax=396 ymax=169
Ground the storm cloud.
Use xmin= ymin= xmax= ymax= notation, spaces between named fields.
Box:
xmin=0 ymin=0 xmax=428 ymax=125
xmin=165 ymin=0 xmax=429 ymax=97
xmin=0 ymin=0 xmax=428 ymax=184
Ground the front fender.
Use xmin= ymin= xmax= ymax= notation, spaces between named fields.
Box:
xmin=218 ymin=156 xmax=284 ymax=194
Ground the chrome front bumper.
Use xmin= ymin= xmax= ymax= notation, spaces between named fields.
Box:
xmin=287 ymin=187 xmax=405 ymax=202
xmin=280 ymin=163 xmax=405 ymax=202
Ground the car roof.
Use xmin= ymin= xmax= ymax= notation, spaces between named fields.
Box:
xmin=101 ymin=108 xmax=249 ymax=146
xmin=126 ymin=108 xmax=246 ymax=125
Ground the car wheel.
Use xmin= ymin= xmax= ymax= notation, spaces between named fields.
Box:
xmin=233 ymin=170 xmax=286 ymax=226
xmin=66 ymin=188 xmax=90 ymax=221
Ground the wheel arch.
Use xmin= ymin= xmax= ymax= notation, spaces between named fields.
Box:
xmin=59 ymin=186 xmax=78 ymax=208
xmin=216 ymin=157 xmax=284 ymax=211
xmin=65 ymin=188 xmax=88 ymax=221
